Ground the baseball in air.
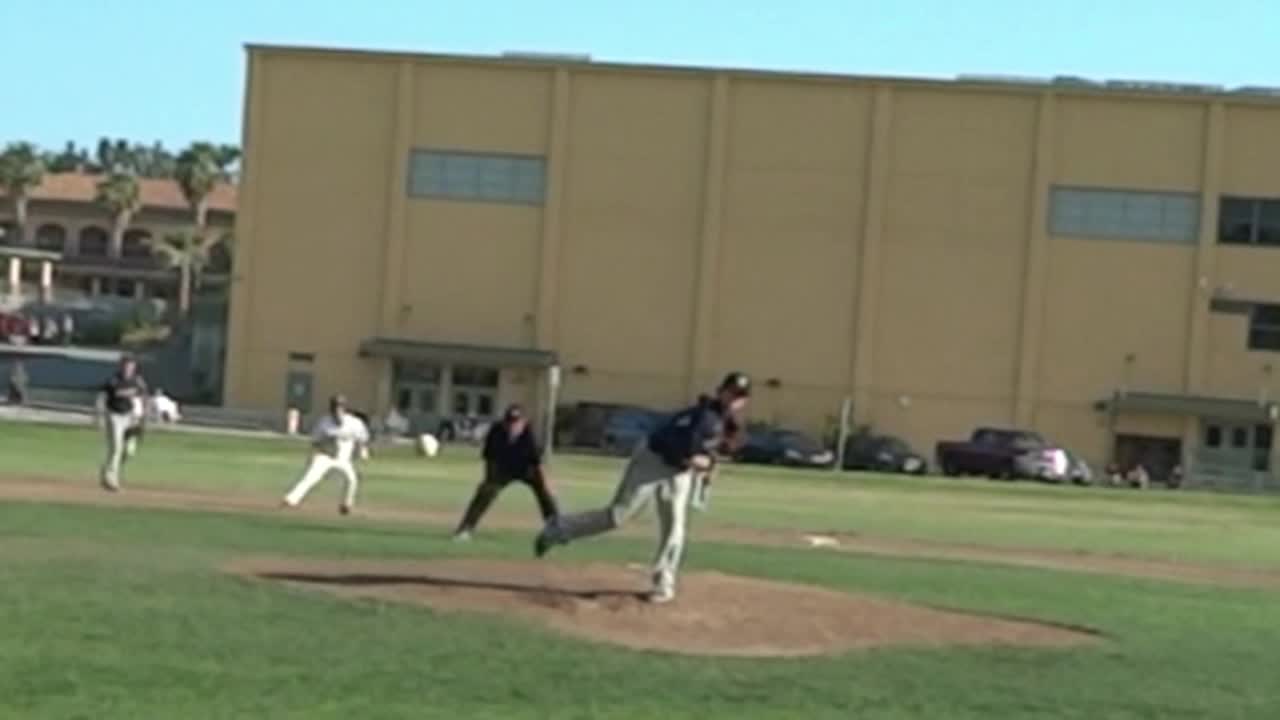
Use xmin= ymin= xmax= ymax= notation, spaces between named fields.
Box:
xmin=416 ymin=433 xmax=440 ymax=458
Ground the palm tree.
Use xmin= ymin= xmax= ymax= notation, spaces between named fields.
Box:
xmin=145 ymin=230 xmax=210 ymax=316
xmin=175 ymin=143 xmax=229 ymax=234
xmin=95 ymin=172 xmax=141 ymax=259
xmin=0 ymin=142 xmax=47 ymax=246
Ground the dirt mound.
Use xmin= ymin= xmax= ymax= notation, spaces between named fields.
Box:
xmin=229 ymin=557 xmax=1098 ymax=657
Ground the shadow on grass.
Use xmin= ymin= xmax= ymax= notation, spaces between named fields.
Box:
xmin=258 ymin=571 xmax=647 ymax=602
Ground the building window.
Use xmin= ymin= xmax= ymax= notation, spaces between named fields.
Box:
xmin=1218 ymin=196 xmax=1280 ymax=247
xmin=79 ymin=227 xmax=109 ymax=257
xmin=35 ymin=224 xmax=67 ymax=253
xmin=1049 ymin=187 xmax=1200 ymax=243
xmin=1247 ymin=304 xmax=1280 ymax=351
xmin=407 ymin=149 xmax=546 ymax=205
xmin=452 ymin=365 xmax=500 ymax=388
xmin=393 ymin=360 xmax=442 ymax=384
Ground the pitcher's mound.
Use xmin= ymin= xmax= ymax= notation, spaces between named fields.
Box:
xmin=231 ymin=558 xmax=1098 ymax=657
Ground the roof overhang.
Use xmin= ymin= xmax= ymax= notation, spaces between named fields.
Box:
xmin=358 ymin=337 xmax=557 ymax=369
xmin=1106 ymin=390 xmax=1280 ymax=424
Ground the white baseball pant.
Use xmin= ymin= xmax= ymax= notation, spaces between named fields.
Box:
xmin=552 ymin=443 xmax=696 ymax=597
xmin=100 ymin=411 xmax=140 ymax=490
xmin=283 ymin=453 xmax=360 ymax=510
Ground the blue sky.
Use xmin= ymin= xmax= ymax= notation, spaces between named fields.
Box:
xmin=2 ymin=0 xmax=1276 ymax=151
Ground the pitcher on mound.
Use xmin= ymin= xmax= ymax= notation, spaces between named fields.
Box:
xmin=534 ymin=372 xmax=750 ymax=603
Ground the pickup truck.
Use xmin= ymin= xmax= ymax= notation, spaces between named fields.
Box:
xmin=935 ymin=427 xmax=1069 ymax=481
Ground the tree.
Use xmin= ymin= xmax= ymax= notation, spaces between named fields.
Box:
xmin=43 ymin=141 xmax=89 ymax=173
xmin=95 ymin=172 xmax=141 ymax=258
xmin=0 ymin=142 xmax=47 ymax=246
xmin=175 ymin=142 xmax=235 ymax=233
xmin=129 ymin=141 xmax=176 ymax=179
xmin=146 ymin=230 xmax=211 ymax=316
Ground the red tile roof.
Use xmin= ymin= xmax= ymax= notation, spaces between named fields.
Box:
xmin=1 ymin=172 xmax=237 ymax=213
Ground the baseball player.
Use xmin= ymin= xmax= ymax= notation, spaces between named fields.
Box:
xmin=97 ymin=355 xmax=149 ymax=492
xmin=452 ymin=404 xmax=559 ymax=541
xmin=534 ymin=372 xmax=751 ymax=603
xmin=281 ymin=394 xmax=370 ymax=515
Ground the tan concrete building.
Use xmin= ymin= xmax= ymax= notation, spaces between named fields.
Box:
xmin=227 ymin=45 xmax=1280 ymax=486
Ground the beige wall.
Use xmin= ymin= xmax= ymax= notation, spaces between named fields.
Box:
xmin=230 ymin=47 xmax=1280 ymax=466
xmin=228 ymin=55 xmax=396 ymax=411
xmin=555 ymin=72 xmax=709 ymax=408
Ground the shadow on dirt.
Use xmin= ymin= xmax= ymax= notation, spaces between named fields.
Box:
xmin=257 ymin=570 xmax=647 ymax=602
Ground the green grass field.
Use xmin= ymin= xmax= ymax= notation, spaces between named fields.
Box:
xmin=2 ymin=421 xmax=1280 ymax=719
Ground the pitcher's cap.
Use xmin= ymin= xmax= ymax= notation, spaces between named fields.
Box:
xmin=719 ymin=372 xmax=751 ymax=397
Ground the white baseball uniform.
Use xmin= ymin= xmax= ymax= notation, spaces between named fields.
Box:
xmin=283 ymin=412 xmax=370 ymax=511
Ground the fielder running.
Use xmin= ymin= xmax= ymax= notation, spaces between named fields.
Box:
xmin=281 ymin=394 xmax=370 ymax=515
xmin=452 ymin=404 xmax=560 ymax=541
xmin=98 ymin=356 xmax=149 ymax=492
xmin=534 ymin=372 xmax=751 ymax=603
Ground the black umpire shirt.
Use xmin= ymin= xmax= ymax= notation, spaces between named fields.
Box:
xmin=102 ymin=372 xmax=148 ymax=415
xmin=483 ymin=422 xmax=543 ymax=479
xmin=647 ymin=395 xmax=728 ymax=470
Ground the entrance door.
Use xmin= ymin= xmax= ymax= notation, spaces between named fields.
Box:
xmin=394 ymin=382 xmax=438 ymax=417
xmin=391 ymin=360 xmax=441 ymax=429
xmin=284 ymin=370 xmax=313 ymax=415
xmin=1113 ymin=434 xmax=1181 ymax=485
xmin=450 ymin=365 xmax=499 ymax=420
xmin=1199 ymin=421 xmax=1273 ymax=484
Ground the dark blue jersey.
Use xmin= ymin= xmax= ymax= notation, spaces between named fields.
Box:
xmin=647 ymin=395 xmax=727 ymax=469
xmin=483 ymin=422 xmax=543 ymax=478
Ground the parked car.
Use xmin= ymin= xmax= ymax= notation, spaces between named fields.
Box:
xmin=842 ymin=432 xmax=928 ymax=475
xmin=935 ymin=427 xmax=1069 ymax=481
xmin=1065 ymin=451 xmax=1094 ymax=485
xmin=601 ymin=407 xmax=667 ymax=455
xmin=736 ymin=428 xmax=835 ymax=468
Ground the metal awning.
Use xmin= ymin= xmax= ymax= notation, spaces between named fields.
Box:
xmin=1106 ymin=390 xmax=1280 ymax=424
xmin=358 ymin=337 xmax=557 ymax=369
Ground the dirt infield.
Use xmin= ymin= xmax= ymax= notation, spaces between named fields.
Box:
xmin=228 ymin=557 xmax=1098 ymax=657
xmin=5 ymin=476 xmax=1280 ymax=590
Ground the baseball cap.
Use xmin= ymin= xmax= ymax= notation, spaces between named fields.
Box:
xmin=504 ymin=404 xmax=525 ymax=422
xmin=718 ymin=372 xmax=752 ymax=398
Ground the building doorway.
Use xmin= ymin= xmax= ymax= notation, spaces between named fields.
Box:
xmin=450 ymin=364 xmax=499 ymax=420
xmin=391 ymin=360 xmax=442 ymax=428
xmin=1113 ymin=434 xmax=1182 ymax=485
xmin=1199 ymin=420 xmax=1272 ymax=475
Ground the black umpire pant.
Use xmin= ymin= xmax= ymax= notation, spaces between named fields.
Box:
xmin=456 ymin=462 xmax=559 ymax=532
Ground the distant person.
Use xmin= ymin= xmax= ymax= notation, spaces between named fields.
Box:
xmin=281 ymin=394 xmax=370 ymax=515
xmin=1126 ymin=463 xmax=1151 ymax=490
xmin=452 ymin=404 xmax=559 ymax=541
xmin=98 ymin=356 xmax=149 ymax=492
xmin=7 ymin=361 xmax=29 ymax=405
xmin=61 ymin=314 xmax=74 ymax=345
xmin=42 ymin=316 xmax=57 ymax=344
xmin=383 ymin=406 xmax=409 ymax=436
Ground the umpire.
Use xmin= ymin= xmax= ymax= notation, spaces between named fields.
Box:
xmin=452 ymin=404 xmax=559 ymax=541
